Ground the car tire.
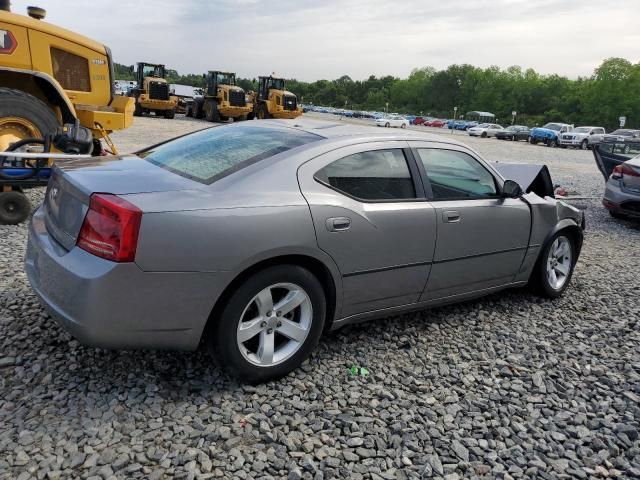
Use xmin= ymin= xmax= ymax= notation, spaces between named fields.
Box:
xmin=385 ymin=122 xmax=390 ymax=128
xmin=209 ymin=265 xmax=326 ymax=383
xmin=401 ymin=123 xmax=406 ymax=129
xmin=530 ymin=231 xmax=576 ymax=299
xmin=481 ymin=131 xmax=487 ymax=138
xmin=580 ymin=139 xmax=588 ymax=150
xmin=0 ymin=191 xmax=31 ymax=225
xmin=529 ymin=137 xmax=536 ymax=144
xmin=548 ymin=138 xmax=558 ymax=148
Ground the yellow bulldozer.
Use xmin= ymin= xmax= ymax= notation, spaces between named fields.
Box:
xmin=0 ymin=1 xmax=134 ymax=153
xmin=129 ymin=62 xmax=177 ymax=119
xmin=247 ymin=76 xmax=302 ymax=120
xmin=185 ymin=71 xmax=252 ymax=122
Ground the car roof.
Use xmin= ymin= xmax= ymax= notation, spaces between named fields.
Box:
xmin=256 ymin=118 xmax=467 ymax=146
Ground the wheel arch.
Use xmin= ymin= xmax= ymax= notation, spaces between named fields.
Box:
xmin=0 ymin=67 xmax=76 ymax=124
xmin=539 ymin=219 xmax=584 ymax=265
xmin=200 ymin=253 xmax=341 ymax=346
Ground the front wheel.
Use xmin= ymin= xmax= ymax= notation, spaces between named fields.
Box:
xmin=547 ymin=138 xmax=558 ymax=148
xmin=209 ymin=265 xmax=326 ymax=383
xmin=164 ymin=109 xmax=175 ymax=119
xmin=481 ymin=131 xmax=487 ymax=138
xmin=400 ymin=123 xmax=406 ymax=129
xmin=529 ymin=137 xmax=537 ymax=144
xmin=580 ymin=139 xmax=588 ymax=150
xmin=385 ymin=122 xmax=390 ymax=128
xmin=530 ymin=232 xmax=576 ymax=298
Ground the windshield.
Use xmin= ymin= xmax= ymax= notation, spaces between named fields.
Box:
xmin=142 ymin=64 xmax=164 ymax=78
xmin=213 ymin=72 xmax=235 ymax=85
xmin=477 ymin=123 xmax=490 ymax=128
xmin=574 ymin=127 xmax=591 ymax=133
xmin=543 ymin=123 xmax=562 ymax=131
xmin=268 ymin=78 xmax=286 ymax=90
xmin=139 ymin=126 xmax=321 ymax=184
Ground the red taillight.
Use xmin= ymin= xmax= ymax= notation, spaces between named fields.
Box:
xmin=612 ymin=164 xmax=640 ymax=180
xmin=77 ymin=193 xmax=142 ymax=262
xmin=612 ymin=165 xmax=623 ymax=179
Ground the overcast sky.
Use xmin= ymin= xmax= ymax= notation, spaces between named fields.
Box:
xmin=11 ymin=0 xmax=640 ymax=81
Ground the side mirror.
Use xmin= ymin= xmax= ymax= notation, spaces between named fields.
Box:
xmin=502 ymin=179 xmax=522 ymax=198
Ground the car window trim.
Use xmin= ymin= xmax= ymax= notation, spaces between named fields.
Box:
xmin=312 ymin=146 xmax=427 ymax=204
xmin=410 ymin=145 xmax=504 ymax=201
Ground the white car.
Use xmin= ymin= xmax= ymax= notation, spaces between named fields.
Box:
xmin=376 ymin=115 xmax=409 ymax=128
xmin=468 ymin=123 xmax=504 ymax=138
xmin=559 ymin=126 xmax=606 ymax=150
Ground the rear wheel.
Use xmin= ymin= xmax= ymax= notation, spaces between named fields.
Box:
xmin=0 ymin=88 xmax=58 ymax=152
xmin=133 ymin=100 xmax=143 ymax=117
xmin=0 ymin=191 xmax=31 ymax=225
xmin=385 ymin=122 xmax=390 ymax=128
xmin=580 ymin=139 xmax=588 ymax=150
xmin=481 ymin=131 xmax=487 ymax=138
xmin=209 ymin=265 xmax=326 ymax=383
xmin=529 ymin=137 xmax=537 ymax=144
xmin=531 ymin=232 xmax=576 ymax=298
xmin=164 ymin=109 xmax=175 ymax=119
xmin=401 ymin=123 xmax=406 ymax=129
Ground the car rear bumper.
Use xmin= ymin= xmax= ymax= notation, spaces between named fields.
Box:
xmin=603 ymin=180 xmax=640 ymax=218
xmin=25 ymin=207 xmax=225 ymax=351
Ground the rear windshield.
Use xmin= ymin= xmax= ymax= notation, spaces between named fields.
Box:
xmin=138 ymin=125 xmax=321 ymax=184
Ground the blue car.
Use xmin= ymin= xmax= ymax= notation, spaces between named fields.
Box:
xmin=530 ymin=123 xmax=574 ymax=147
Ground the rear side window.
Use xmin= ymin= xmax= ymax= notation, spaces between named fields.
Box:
xmin=417 ymin=149 xmax=497 ymax=200
xmin=315 ymin=149 xmax=416 ymax=201
xmin=139 ymin=126 xmax=321 ymax=184
xmin=51 ymin=47 xmax=91 ymax=92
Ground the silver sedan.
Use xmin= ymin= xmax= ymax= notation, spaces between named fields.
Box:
xmin=25 ymin=120 xmax=584 ymax=382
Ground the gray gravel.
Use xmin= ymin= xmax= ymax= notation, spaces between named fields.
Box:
xmin=1 ymin=115 xmax=639 ymax=479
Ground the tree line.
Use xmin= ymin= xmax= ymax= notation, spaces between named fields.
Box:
xmin=115 ymin=58 xmax=640 ymax=129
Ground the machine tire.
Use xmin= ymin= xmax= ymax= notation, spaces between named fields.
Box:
xmin=0 ymin=191 xmax=31 ymax=225
xmin=209 ymin=264 xmax=326 ymax=383
xmin=236 ymin=115 xmax=247 ymax=122
xmin=257 ymin=104 xmax=271 ymax=120
xmin=205 ymin=100 xmax=220 ymax=122
xmin=193 ymin=101 xmax=203 ymax=119
xmin=133 ymin=100 xmax=143 ymax=117
xmin=247 ymin=111 xmax=255 ymax=121
xmin=219 ymin=115 xmax=229 ymax=122
xmin=164 ymin=109 xmax=175 ymax=119
xmin=0 ymin=88 xmax=59 ymax=151
xmin=185 ymin=105 xmax=193 ymax=117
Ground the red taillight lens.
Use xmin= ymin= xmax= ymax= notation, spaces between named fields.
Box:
xmin=612 ymin=165 xmax=624 ymax=179
xmin=77 ymin=193 xmax=142 ymax=262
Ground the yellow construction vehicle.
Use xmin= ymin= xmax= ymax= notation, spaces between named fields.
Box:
xmin=129 ymin=62 xmax=177 ymax=119
xmin=0 ymin=2 xmax=134 ymax=153
xmin=187 ymin=71 xmax=252 ymax=122
xmin=247 ymin=76 xmax=302 ymax=120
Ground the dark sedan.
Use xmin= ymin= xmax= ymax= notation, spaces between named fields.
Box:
xmin=496 ymin=125 xmax=531 ymax=141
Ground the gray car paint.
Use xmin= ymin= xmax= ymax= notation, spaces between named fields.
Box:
xmin=25 ymin=119 xmax=584 ymax=351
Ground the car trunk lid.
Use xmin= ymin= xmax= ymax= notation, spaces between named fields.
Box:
xmin=43 ymin=155 xmax=199 ymax=250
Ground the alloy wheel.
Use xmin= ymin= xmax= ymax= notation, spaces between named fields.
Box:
xmin=236 ymin=283 xmax=312 ymax=367
xmin=546 ymin=236 xmax=572 ymax=290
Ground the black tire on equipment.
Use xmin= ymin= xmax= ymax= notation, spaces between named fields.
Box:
xmin=529 ymin=231 xmax=576 ymax=299
xmin=133 ymin=100 xmax=143 ymax=117
xmin=209 ymin=265 xmax=326 ymax=383
xmin=247 ymin=111 xmax=255 ymax=120
xmin=193 ymin=101 xmax=203 ymax=119
xmin=164 ymin=109 xmax=175 ymax=119
xmin=236 ymin=115 xmax=247 ymax=122
xmin=0 ymin=88 xmax=59 ymax=144
xmin=257 ymin=103 xmax=271 ymax=120
xmin=0 ymin=191 xmax=31 ymax=225
xmin=205 ymin=100 xmax=220 ymax=122
xmin=185 ymin=105 xmax=193 ymax=117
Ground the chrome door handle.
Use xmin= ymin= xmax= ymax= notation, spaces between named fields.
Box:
xmin=442 ymin=210 xmax=461 ymax=223
xmin=326 ymin=217 xmax=351 ymax=231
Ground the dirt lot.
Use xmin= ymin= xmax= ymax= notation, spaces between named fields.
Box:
xmin=1 ymin=114 xmax=639 ymax=480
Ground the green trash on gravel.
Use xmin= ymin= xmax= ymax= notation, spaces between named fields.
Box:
xmin=349 ymin=365 xmax=370 ymax=377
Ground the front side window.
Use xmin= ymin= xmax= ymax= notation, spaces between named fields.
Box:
xmin=315 ymin=149 xmax=416 ymax=201
xmin=139 ymin=126 xmax=321 ymax=184
xmin=417 ymin=149 xmax=498 ymax=200
xmin=51 ymin=47 xmax=90 ymax=92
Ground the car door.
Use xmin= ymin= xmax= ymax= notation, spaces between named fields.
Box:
xmin=297 ymin=142 xmax=437 ymax=317
xmin=409 ymin=142 xmax=531 ymax=300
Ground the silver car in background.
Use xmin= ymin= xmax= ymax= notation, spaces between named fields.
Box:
xmin=467 ymin=123 xmax=504 ymax=138
xmin=25 ymin=120 xmax=584 ymax=382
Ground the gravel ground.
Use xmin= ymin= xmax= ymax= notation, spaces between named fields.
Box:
xmin=1 ymin=115 xmax=639 ymax=480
